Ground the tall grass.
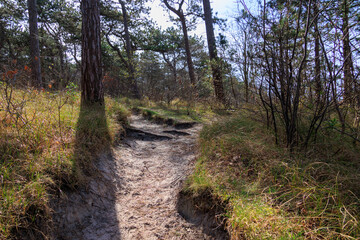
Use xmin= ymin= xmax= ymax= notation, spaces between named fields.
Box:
xmin=185 ymin=113 xmax=360 ymax=239
xmin=0 ymin=86 xmax=128 ymax=239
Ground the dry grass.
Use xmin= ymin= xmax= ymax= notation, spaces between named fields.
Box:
xmin=185 ymin=112 xmax=360 ymax=239
xmin=0 ymin=85 xmax=129 ymax=239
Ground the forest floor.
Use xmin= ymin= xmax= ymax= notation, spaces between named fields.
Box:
xmin=51 ymin=114 xmax=227 ymax=240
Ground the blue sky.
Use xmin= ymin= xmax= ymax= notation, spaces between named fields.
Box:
xmin=149 ymin=0 xmax=244 ymax=37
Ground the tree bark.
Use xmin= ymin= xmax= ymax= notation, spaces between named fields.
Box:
xmin=81 ymin=0 xmax=104 ymax=104
xmin=203 ymin=0 xmax=226 ymax=105
xmin=119 ymin=0 xmax=140 ymax=99
xmin=27 ymin=0 xmax=42 ymax=88
xmin=163 ymin=0 xmax=196 ymax=86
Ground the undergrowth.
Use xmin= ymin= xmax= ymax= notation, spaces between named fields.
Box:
xmin=185 ymin=113 xmax=360 ymax=239
xmin=0 ymin=86 xmax=129 ymax=239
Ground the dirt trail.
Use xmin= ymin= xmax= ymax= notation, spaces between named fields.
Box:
xmin=52 ymin=115 xmax=225 ymax=240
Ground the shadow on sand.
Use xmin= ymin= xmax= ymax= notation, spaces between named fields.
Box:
xmin=51 ymin=103 xmax=122 ymax=240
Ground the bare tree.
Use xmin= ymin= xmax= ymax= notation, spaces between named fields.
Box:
xmin=260 ymin=0 xmax=313 ymax=149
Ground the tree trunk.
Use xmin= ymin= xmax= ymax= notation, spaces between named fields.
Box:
xmin=179 ymin=14 xmax=196 ymax=86
xmin=7 ymin=39 xmax=14 ymax=59
xmin=81 ymin=0 xmax=104 ymax=104
xmin=314 ymin=0 xmax=321 ymax=103
xmin=230 ymin=75 xmax=238 ymax=107
xmin=57 ymin=38 xmax=65 ymax=89
xmin=203 ymin=0 xmax=226 ymax=105
xmin=243 ymin=30 xmax=249 ymax=103
xmin=163 ymin=0 xmax=196 ymax=87
xmin=27 ymin=0 xmax=42 ymax=88
xmin=342 ymin=0 xmax=353 ymax=105
xmin=119 ymin=0 xmax=140 ymax=99
xmin=161 ymin=52 xmax=177 ymax=90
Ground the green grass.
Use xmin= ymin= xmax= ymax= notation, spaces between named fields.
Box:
xmin=0 ymin=87 xmax=129 ymax=239
xmin=185 ymin=113 xmax=360 ymax=239
xmin=140 ymin=106 xmax=201 ymax=122
xmin=118 ymin=96 xmax=230 ymax=124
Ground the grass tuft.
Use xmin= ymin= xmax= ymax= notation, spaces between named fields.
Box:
xmin=186 ymin=112 xmax=360 ymax=239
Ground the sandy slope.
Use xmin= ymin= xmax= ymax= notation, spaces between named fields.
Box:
xmin=52 ymin=115 xmax=223 ymax=240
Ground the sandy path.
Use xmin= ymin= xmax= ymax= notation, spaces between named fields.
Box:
xmin=52 ymin=115 xmax=222 ymax=240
